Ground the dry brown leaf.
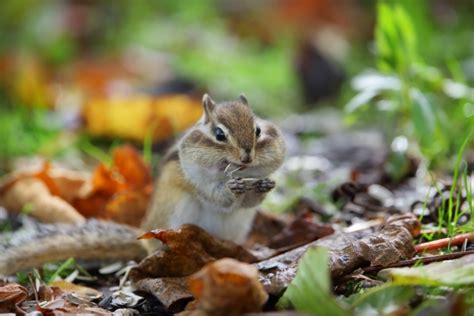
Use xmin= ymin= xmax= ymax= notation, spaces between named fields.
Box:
xmin=258 ymin=214 xmax=420 ymax=295
xmin=0 ymin=178 xmax=85 ymax=224
xmin=187 ymin=258 xmax=268 ymax=316
xmin=0 ymin=144 xmax=151 ymax=226
xmin=0 ymin=283 xmax=28 ymax=313
xmin=49 ymin=280 xmax=102 ymax=301
xmin=0 ymin=162 xmax=88 ymax=201
xmin=245 ymin=211 xmax=288 ymax=247
xmin=134 ymin=277 xmax=193 ymax=313
xmin=130 ymin=224 xmax=257 ymax=282
xmin=268 ymin=211 xmax=334 ymax=249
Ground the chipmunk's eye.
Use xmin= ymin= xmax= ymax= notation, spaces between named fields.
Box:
xmin=214 ymin=127 xmax=226 ymax=142
xmin=256 ymin=126 xmax=261 ymax=138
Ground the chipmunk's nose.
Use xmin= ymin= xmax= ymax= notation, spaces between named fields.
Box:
xmin=241 ymin=148 xmax=253 ymax=164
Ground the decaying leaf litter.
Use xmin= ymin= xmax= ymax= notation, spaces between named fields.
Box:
xmin=1 ymin=122 xmax=473 ymax=315
xmin=1 ymin=1 xmax=474 ymax=314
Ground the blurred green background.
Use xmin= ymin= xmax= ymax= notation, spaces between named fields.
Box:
xmin=0 ymin=0 xmax=473 ymax=172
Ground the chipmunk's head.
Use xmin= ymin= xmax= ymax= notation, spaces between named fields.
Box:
xmin=201 ymin=93 xmax=258 ymax=166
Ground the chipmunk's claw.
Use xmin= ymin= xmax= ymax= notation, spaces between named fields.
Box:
xmin=227 ymin=177 xmax=246 ymax=194
xmin=254 ymin=178 xmax=275 ymax=193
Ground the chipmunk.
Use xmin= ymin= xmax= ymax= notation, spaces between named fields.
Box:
xmin=0 ymin=93 xmax=286 ymax=275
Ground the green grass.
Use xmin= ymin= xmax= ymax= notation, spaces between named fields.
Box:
xmin=0 ymin=105 xmax=59 ymax=170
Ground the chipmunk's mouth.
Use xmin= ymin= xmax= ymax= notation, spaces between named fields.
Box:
xmin=221 ymin=160 xmax=249 ymax=178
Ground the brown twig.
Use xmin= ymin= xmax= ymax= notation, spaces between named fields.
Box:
xmin=363 ymin=249 xmax=474 ymax=274
xmin=27 ymin=272 xmax=39 ymax=303
xmin=415 ymin=232 xmax=474 ymax=253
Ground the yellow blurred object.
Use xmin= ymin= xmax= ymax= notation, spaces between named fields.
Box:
xmin=0 ymin=55 xmax=52 ymax=108
xmin=83 ymin=94 xmax=203 ymax=142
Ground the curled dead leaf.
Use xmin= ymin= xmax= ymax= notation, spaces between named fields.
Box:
xmin=0 ymin=283 xmax=28 ymax=313
xmin=130 ymin=224 xmax=257 ymax=281
xmin=49 ymin=280 xmax=102 ymax=302
xmin=134 ymin=277 xmax=193 ymax=313
xmin=187 ymin=258 xmax=268 ymax=316
xmin=112 ymin=145 xmax=151 ymax=189
xmin=0 ymin=178 xmax=85 ymax=224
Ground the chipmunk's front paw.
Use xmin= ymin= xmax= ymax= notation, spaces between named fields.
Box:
xmin=254 ymin=178 xmax=275 ymax=193
xmin=227 ymin=177 xmax=246 ymax=194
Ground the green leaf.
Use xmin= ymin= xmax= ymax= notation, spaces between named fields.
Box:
xmin=375 ymin=2 xmax=398 ymax=72
xmin=394 ymin=4 xmax=418 ymax=63
xmin=410 ymin=88 xmax=436 ymax=147
xmin=345 ymin=90 xmax=378 ymax=113
xmin=348 ymin=283 xmax=415 ymax=316
xmin=280 ymin=247 xmax=351 ymax=316
xmin=380 ymin=254 xmax=474 ymax=287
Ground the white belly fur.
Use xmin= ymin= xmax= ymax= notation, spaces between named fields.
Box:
xmin=169 ymin=193 xmax=257 ymax=243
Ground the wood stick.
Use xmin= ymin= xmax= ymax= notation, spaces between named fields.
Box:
xmin=415 ymin=232 xmax=474 ymax=253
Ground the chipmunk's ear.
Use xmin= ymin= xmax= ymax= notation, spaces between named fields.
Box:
xmin=239 ymin=93 xmax=249 ymax=106
xmin=202 ymin=93 xmax=216 ymax=123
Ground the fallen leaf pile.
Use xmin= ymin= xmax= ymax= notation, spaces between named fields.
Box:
xmin=127 ymin=214 xmax=421 ymax=314
xmin=0 ymin=281 xmax=113 ymax=315
xmin=0 ymin=144 xmax=152 ymax=226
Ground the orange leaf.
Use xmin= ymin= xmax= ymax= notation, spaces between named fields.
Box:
xmin=104 ymin=189 xmax=150 ymax=226
xmin=112 ymin=145 xmax=151 ymax=189
xmin=34 ymin=161 xmax=62 ymax=196
xmin=91 ymin=164 xmax=125 ymax=195
xmin=72 ymin=192 xmax=109 ymax=218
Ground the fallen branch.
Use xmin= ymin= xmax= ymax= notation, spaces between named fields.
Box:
xmin=415 ymin=232 xmax=474 ymax=253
